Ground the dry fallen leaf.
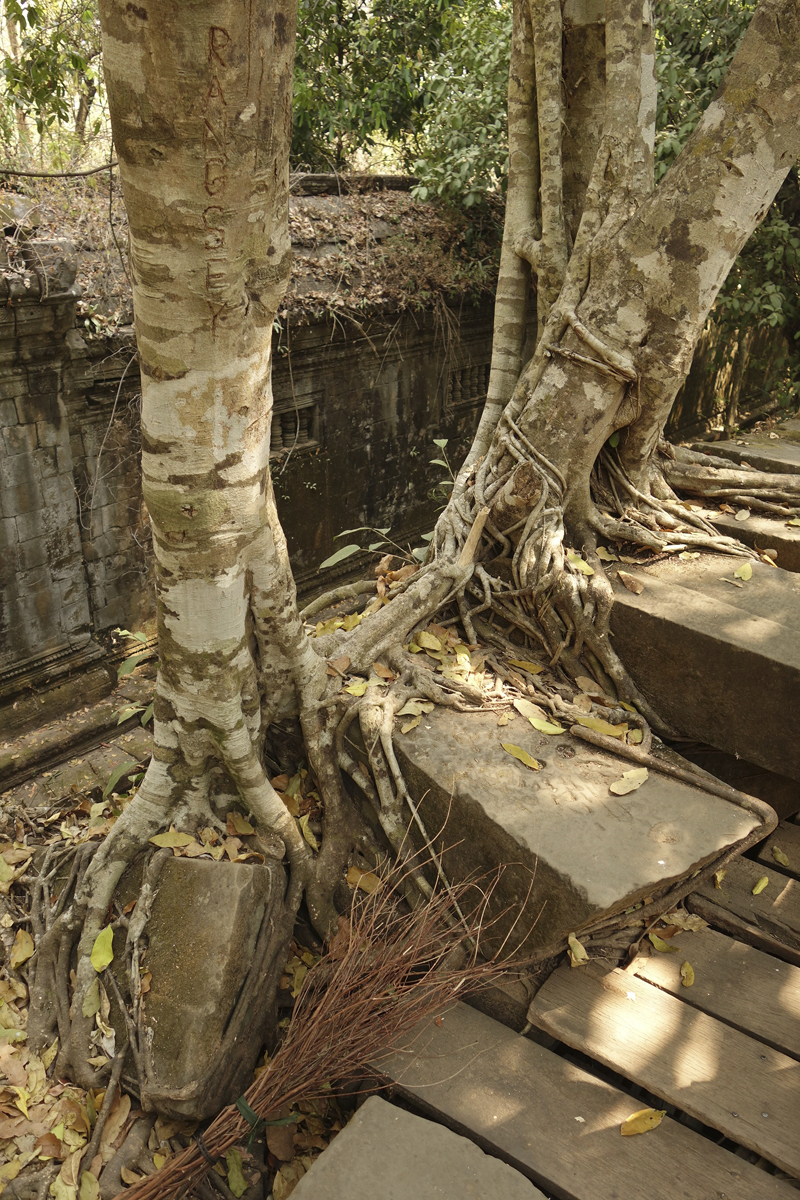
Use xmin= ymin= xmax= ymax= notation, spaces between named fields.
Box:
xmin=530 ymin=718 xmax=564 ymax=736
xmin=345 ymin=865 xmax=381 ymax=894
xmin=507 ymin=658 xmax=545 ymax=674
xmin=752 ymin=875 xmax=769 ymax=896
xmin=89 ymin=927 xmax=114 ymax=973
xmin=648 ymin=931 xmax=680 ymax=953
xmin=567 ymin=552 xmax=594 ymax=576
xmin=621 ymin=1108 xmax=666 ymax=1136
xmin=574 ymin=715 xmax=628 ymax=739
xmin=733 ymin=561 xmax=753 ymax=581
xmin=501 ymin=743 xmax=541 ymax=771
xmin=680 ymin=961 xmax=695 ymax=987
xmin=149 ymin=828 xmax=196 ymax=849
xmin=772 ymin=845 xmax=790 ymax=867
xmin=714 ymin=867 xmax=727 ymax=889
xmin=399 ymin=715 xmax=421 ymax=734
xmin=567 ymin=933 xmax=588 ymax=968
xmin=617 ymin=570 xmax=644 ymax=594
xmin=513 ymin=697 xmax=546 ymax=721
xmin=734 ymin=508 xmax=751 ymax=522
xmin=609 ymin=767 xmax=648 ymax=795
xmin=664 ymin=910 xmax=707 ymax=932
xmin=9 ymin=930 xmax=34 ymax=970
xmin=497 ymin=712 xmax=514 ymax=726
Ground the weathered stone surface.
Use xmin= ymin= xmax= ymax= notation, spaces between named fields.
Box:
xmin=393 ymin=707 xmax=759 ymax=954
xmin=691 ymin=432 xmax=800 ymax=475
xmin=610 ymin=554 xmax=800 ymax=780
xmin=708 ymin=510 xmax=800 ymax=574
xmin=292 ymin=1096 xmax=546 ymax=1200
xmin=142 ymin=857 xmax=283 ymax=1118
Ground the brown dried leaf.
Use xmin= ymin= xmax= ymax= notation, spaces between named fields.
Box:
xmin=617 ymin=570 xmax=644 ymax=594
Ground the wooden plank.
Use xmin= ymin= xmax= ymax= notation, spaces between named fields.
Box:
xmin=756 ymin=822 xmax=800 ymax=881
xmin=527 ymin=965 xmax=800 ymax=1177
xmin=688 ymin=894 xmax=800 ymax=969
xmin=375 ymin=1001 xmax=799 ymax=1200
xmin=689 ymin=856 xmax=800 ymax=953
xmin=631 ymin=926 xmax=800 ymax=1060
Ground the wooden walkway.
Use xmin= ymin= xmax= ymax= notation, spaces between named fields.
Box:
xmin=377 ymin=815 xmax=800 ymax=1200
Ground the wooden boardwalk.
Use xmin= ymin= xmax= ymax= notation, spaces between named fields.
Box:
xmin=377 ymin=816 xmax=800 ymax=1200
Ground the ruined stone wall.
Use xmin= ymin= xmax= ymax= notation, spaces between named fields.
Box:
xmin=0 ymin=243 xmax=98 ymax=691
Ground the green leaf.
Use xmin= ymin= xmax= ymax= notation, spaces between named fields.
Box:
xmin=733 ymin=561 xmax=753 ymax=581
xmin=225 ymin=1150 xmax=247 ymax=1199
xmin=141 ymin=701 xmax=154 ymax=726
xmin=429 ymin=458 xmax=449 ymax=467
xmin=117 ymin=706 xmax=143 ymax=725
xmin=432 ymin=438 xmax=448 ymax=448
xmin=102 ymin=761 xmax=137 ymax=800
xmin=117 ymin=651 xmax=149 ymax=678
xmin=567 ymin=552 xmax=595 ymax=576
xmin=320 ymin=544 xmax=361 ymax=569
xmin=608 ymin=431 xmax=620 ymax=448
xmin=82 ymin=978 xmax=101 ymax=1018
xmin=90 ymin=926 xmax=114 ymax=973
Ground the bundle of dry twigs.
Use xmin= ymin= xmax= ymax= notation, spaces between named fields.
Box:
xmin=120 ymin=860 xmax=518 ymax=1200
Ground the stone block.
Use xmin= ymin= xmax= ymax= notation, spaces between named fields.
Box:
xmin=691 ymin=434 xmax=800 ymax=476
xmin=141 ymin=857 xmax=284 ymax=1118
xmin=35 ymin=419 xmax=64 ymax=449
xmin=37 ymin=447 xmax=59 ymax=478
xmin=2 ymin=423 xmax=37 ymax=456
xmin=20 ymin=239 xmax=77 ymax=293
xmin=0 ymin=377 xmax=26 ymax=403
xmin=391 ymin=707 xmax=759 ymax=955
xmin=610 ymin=555 xmax=800 ymax=781
xmin=55 ymin=443 xmax=73 ymax=474
xmin=709 ymin=511 xmax=800 ymax=574
xmin=15 ymin=510 xmax=47 ymax=543
xmin=0 ymin=399 xmax=17 ymax=427
xmin=292 ymin=1097 xmax=546 ymax=1200
xmin=16 ymin=537 xmax=47 ymax=572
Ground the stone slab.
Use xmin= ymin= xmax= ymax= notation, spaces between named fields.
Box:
xmin=393 ymin=707 xmax=759 ymax=954
xmin=292 ymin=1096 xmax=546 ymax=1200
xmin=142 ymin=857 xmax=283 ymax=1119
xmin=610 ymin=554 xmax=800 ymax=780
xmin=709 ymin=510 xmax=800 ymax=574
xmin=691 ymin=432 xmax=800 ymax=475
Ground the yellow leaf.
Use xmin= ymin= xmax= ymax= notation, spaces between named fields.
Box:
xmin=714 ymin=867 xmax=726 ymax=889
xmin=507 ymin=658 xmax=544 ymax=674
xmin=120 ymin=1169 xmax=144 ymax=1185
xmin=627 ymin=729 xmax=644 ymax=744
xmin=752 ymin=875 xmax=769 ymax=895
xmin=567 ymin=933 xmax=588 ymax=968
xmin=680 ymin=961 xmax=695 ymax=987
xmin=298 ymin=815 xmax=319 ymax=852
xmin=620 ymin=1108 xmax=666 ymax=1136
xmin=0 ymin=857 xmax=12 ymax=885
xmin=530 ymin=718 xmax=564 ymax=735
xmin=341 ymin=611 xmax=363 ymax=631
xmin=79 ymin=1172 xmax=99 ymax=1200
xmin=396 ymin=699 xmax=434 ymax=717
xmin=228 ymin=812 xmax=254 ymax=836
xmin=149 ymin=828 xmax=196 ymax=848
xmin=609 ymin=767 xmax=648 ymax=795
xmin=346 ymin=866 xmax=381 ymax=894
xmin=596 ymin=547 xmax=618 ymax=561
xmin=787 ymin=518 xmax=800 ymax=527
xmin=41 ymin=1039 xmax=58 ymax=1070
xmin=733 ymin=561 xmax=753 ymax=581
xmin=415 ymin=630 xmax=443 ymax=651
xmin=153 ymin=1154 xmax=166 ymax=1170
xmin=513 ymin=697 xmax=545 ymax=720
xmin=678 ymin=551 xmax=700 ymax=561
xmin=9 ymin=929 xmax=34 ymax=970
xmin=314 ymin=616 xmax=343 ymax=638
xmin=497 ymin=712 xmax=514 ymax=726
xmin=501 ymin=744 xmax=541 ymax=771
xmin=89 ymin=927 xmax=114 ymax=973
xmin=567 ymin=552 xmax=594 ymax=576
xmin=648 ymin=931 xmax=679 ymax=953
xmin=772 ymin=845 xmax=790 ymax=867
xmin=399 ymin=716 xmax=421 ymax=734
xmin=574 ymin=715 xmax=628 ymax=738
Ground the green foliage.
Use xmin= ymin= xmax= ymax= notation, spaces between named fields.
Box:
xmin=410 ymin=0 xmax=511 ymax=208
xmin=1 ymin=0 xmax=101 ymax=138
xmin=292 ymin=0 xmax=455 ymax=170
xmin=654 ymin=0 xmax=754 ymax=180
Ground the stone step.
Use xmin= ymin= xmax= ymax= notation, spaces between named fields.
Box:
xmin=376 ymin=1000 xmax=797 ymax=1200
xmin=394 ymin=707 xmax=764 ymax=956
xmin=708 ymin=510 xmax=800 ymax=573
xmin=291 ymin=1096 xmax=547 ymax=1200
xmin=610 ymin=554 xmax=800 ymax=781
xmin=691 ymin=424 xmax=800 ymax=476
